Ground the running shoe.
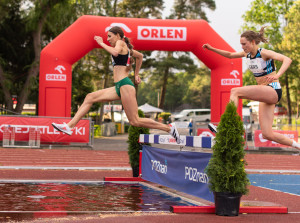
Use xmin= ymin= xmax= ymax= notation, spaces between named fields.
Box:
xmin=52 ymin=122 xmax=73 ymax=135
xmin=169 ymin=123 xmax=181 ymax=144
xmin=208 ymin=123 xmax=217 ymax=133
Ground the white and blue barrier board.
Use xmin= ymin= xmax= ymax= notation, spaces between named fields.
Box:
xmin=141 ymin=145 xmax=214 ymax=202
xmin=139 ymin=134 xmax=214 ymax=148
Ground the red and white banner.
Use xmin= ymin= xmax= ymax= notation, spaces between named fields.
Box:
xmin=197 ymin=128 xmax=216 ymax=137
xmin=0 ymin=116 xmax=90 ymax=143
xmin=254 ymin=130 xmax=298 ymax=147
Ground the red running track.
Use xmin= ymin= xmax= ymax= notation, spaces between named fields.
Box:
xmin=0 ymin=148 xmax=130 ymax=167
xmin=0 ymin=148 xmax=299 ymax=223
xmin=0 ymin=148 xmax=299 ymax=171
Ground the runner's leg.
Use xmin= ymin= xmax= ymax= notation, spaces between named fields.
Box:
xmin=230 ymin=85 xmax=278 ymax=107
xmin=259 ymin=102 xmax=293 ymax=146
xmin=120 ymin=85 xmax=170 ymax=132
xmin=68 ymin=87 xmax=119 ymax=128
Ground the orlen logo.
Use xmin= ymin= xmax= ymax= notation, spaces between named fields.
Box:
xmin=55 ymin=65 xmax=66 ymax=74
xmin=138 ymin=26 xmax=187 ymax=41
xmin=230 ymin=70 xmax=240 ymax=78
xmin=151 ymin=159 xmax=167 ymax=174
xmin=46 ymin=65 xmax=66 ymax=81
xmin=105 ymin=23 xmax=132 ymax=33
xmin=221 ymin=70 xmax=240 ymax=86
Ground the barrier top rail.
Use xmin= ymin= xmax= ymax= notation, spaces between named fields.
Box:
xmin=139 ymin=134 xmax=214 ymax=148
xmin=3 ymin=124 xmax=41 ymax=128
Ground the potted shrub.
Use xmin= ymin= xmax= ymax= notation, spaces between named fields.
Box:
xmin=205 ymin=101 xmax=250 ymax=216
xmin=127 ymin=109 xmax=150 ymax=177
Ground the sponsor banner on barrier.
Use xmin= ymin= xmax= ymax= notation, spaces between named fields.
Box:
xmin=0 ymin=116 xmax=90 ymax=143
xmin=139 ymin=134 xmax=214 ymax=148
xmin=254 ymin=130 xmax=298 ymax=147
xmin=142 ymin=145 xmax=214 ymax=202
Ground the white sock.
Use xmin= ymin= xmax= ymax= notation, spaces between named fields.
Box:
xmin=292 ymin=140 xmax=300 ymax=149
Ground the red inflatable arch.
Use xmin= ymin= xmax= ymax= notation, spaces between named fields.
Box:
xmin=39 ymin=15 xmax=242 ymax=122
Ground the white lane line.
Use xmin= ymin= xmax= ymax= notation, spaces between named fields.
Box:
xmin=246 ymin=169 xmax=300 ymax=173
xmin=0 ymin=211 xmax=169 ymax=213
xmin=0 ymin=166 xmax=131 ymax=170
xmin=0 ymin=180 xmax=106 ymax=183
xmin=270 ymin=183 xmax=300 ymax=186
xmin=254 ymin=185 xmax=300 ymax=197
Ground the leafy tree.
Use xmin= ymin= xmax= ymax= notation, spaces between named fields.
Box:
xmin=147 ymin=52 xmax=198 ymax=109
xmin=170 ymin=0 xmax=216 ymax=20
xmin=184 ymin=67 xmax=211 ymax=108
xmin=118 ymin=0 xmax=164 ymax=18
xmin=241 ymin=0 xmax=296 ymax=123
xmin=279 ymin=1 xmax=300 ymax=117
xmin=0 ymin=0 xmax=71 ymax=114
xmin=145 ymin=0 xmax=216 ymax=110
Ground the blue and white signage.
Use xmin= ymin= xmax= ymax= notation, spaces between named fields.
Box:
xmin=142 ymin=145 xmax=214 ymax=202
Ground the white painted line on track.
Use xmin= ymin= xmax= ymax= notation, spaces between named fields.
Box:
xmin=255 ymin=185 xmax=300 ymax=197
xmin=270 ymin=183 xmax=300 ymax=186
xmin=0 ymin=211 xmax=169 ymax=213
xmin=0 ymin=179 xmax=107 ymax=183
xmin=246 ymin=169 xmax=300 ymax=174
xmin=0 ymin=166 xmax=131 ymax=170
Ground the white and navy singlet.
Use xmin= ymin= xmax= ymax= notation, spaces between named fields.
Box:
xmin=246 ymin=48 xmax=276 ymax=77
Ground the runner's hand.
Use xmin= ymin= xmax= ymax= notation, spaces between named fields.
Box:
xmin=135 ymin=75 xmax=141 ymax=85
xmin=265 ymin=74 xmax=280 ymax=83
xmin=94 ymin=36 xmax=103 ymax=45
xmin=202 ymin=43 xmax=213 ymax=50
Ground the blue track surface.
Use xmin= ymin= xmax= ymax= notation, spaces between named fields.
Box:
xmin=248 ymin=174 xmax=300 ymax=196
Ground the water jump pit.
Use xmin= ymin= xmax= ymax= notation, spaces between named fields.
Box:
xmin=0 ymin=180 xmax=199 ymax=222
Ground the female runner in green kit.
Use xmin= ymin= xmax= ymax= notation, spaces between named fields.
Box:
xmin=52 ymin=26 xmax=180 ymax=143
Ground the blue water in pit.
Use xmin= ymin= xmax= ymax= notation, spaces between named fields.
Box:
xmin=0 ymin=181 xmax=195 ymax=222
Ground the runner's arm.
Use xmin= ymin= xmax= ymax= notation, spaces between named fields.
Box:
xmin=202 ymin=43 xmax=245 ymax=58
xmin=132 ymin=49 xmax=143 ymax=79
xmin=94 ymin=37 xmax=123 ymax=56
xmin=261 ymin=49 xmax=292 ymax=79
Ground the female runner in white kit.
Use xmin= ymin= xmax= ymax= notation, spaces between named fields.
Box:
xmin=52 ymin=26 xmax=180 ymax=144
xmin=203 ymin=27 xmax=300 ymax=150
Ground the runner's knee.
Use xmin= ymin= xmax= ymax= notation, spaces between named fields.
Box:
xmin=262 ymin=131 xmax=274 ymax=141
xmin=84 ymin=92 xmax=98 ymax=104
xmin=129 ymin=117 xmax=141 ymax=127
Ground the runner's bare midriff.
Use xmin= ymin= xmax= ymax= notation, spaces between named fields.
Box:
xmin=255 ymin=71 xmax=279 ymax=85
xmin=113 ymin=66 xmax=129 ymax=82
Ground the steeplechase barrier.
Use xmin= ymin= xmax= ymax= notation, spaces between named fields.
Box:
xmin=138 ymin=134 xmax=214 ymax=148
xmin=2 ymin=125 xmax=41 ymax=148
xmin=0 ymin=115 xmax=93 ymax=148
xmin=104 ymin=133 xmax=288 ymax=214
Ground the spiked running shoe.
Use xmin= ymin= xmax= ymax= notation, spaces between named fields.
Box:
xmin=52 ymin=122 xmax=73 ymax=136
xmin=208 ymin=123 xmax=217 ymax=133
xmin=169 ymin=123 xmax=181 ymax=144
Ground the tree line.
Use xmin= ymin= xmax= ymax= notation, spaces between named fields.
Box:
xmin=0 ymin=0 xmax=298 ymax=124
